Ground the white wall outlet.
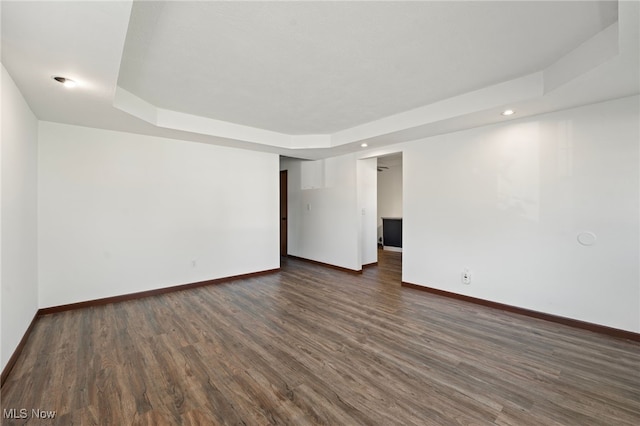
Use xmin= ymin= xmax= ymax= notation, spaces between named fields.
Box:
xmin=462 ymin=268 xmax=471 ymax=284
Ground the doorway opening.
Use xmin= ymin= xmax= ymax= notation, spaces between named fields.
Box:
xmin=280 ymin=169 xmax=288 ymax=256
xmin=376 ymin=153 xmax=403 ymax=279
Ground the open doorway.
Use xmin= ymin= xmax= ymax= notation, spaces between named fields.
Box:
xmin=377 ymin=153 xmax=403 ymax=278
xmin=280 ymin=170 xmax=288 ymax=256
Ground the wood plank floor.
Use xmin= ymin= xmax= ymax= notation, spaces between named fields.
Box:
xmin=2 ymin=251 xmax=639 ymax=425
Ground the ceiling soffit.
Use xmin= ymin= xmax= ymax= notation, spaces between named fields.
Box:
xmin=113 ymin=0 xmax=629 ymax=153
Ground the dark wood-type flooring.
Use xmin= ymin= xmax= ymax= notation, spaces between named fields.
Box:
xmin=2 ymin=251 xmax=639 ymax=425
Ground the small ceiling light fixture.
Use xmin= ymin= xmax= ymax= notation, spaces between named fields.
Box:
xmin=501 ymin=109 xmax=515 ymax=116
xmin=361 ymin=143 xmax=368 ymax=148
xmin=53 ymin=76 xmax=77 ymax=88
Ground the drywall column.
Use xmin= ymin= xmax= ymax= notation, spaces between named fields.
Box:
xmin=283 ymin=154 xmax=361 ymax=271
xmin=358 ymin=158 xmax=378 ymax=266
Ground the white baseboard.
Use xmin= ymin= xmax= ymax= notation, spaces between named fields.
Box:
xmin=383 ymin=246 xmax=402 ymax=252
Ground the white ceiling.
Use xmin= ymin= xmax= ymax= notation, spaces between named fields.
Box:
xmin=2 ymin=1 xmax=638 ymax=160
xmin=118 ymin=1 xmax=617 ymax=134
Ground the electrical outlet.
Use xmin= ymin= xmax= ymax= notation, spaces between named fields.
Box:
xmin=462 ymin=268 xmax=471 ymax=284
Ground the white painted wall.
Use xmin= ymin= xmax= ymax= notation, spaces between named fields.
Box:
xmin=402 ymin=96 xmax=640 ymax=332
xmin=38 ymin=122 xmax=279 ymax=308
xmin=282 ymin=154 xmax=361 ymax=271
xmin=377 ymin=162 xmax=403 ymax=242
xmin=357 ymin=158 xmax=377 ymax=265
xmin=1 ymin=65 xmax=39 ymax=372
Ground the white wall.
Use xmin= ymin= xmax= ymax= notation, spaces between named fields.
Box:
xmin=38 ymin=122 xmax=279 ymax=307
xmin=282 ymin=154 xmax=361 ymax=271
xmin=377 ymin=162 xmax=403 ymax=242
xmin=1 ymin=65 xmax=39 ymax=372
xmin=402 ymin=96 xmax=639 ymax=332
xmin=357 ymin=158 xmax=377 ymax=265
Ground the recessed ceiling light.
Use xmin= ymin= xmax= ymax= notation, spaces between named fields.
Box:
xmin=53 ymin=76 xmax=77 ymax=88
xmin=501 ymin=109 xmax=515 ymax=116
xmin=361 ymin=143 xmax=368 ymax=148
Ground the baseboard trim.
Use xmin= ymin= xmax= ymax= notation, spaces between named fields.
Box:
xmin=39 ymin=268 xmax=280 ymax=316
xmin=287 ymin=255 xmax=362 ymax=274
xmin=383 ymin=246 xmax=402 ymax=253
xmin=1 ymin=312 xmax=39 ymax=387
xmin=363 ymin=261 xmax=378 ymax=268
xmin=401 ymin=282 xmax=640 ymax=342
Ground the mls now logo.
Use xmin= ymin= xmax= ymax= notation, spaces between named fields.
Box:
xmin=3 ymin=408 xmax=56 ymax=419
